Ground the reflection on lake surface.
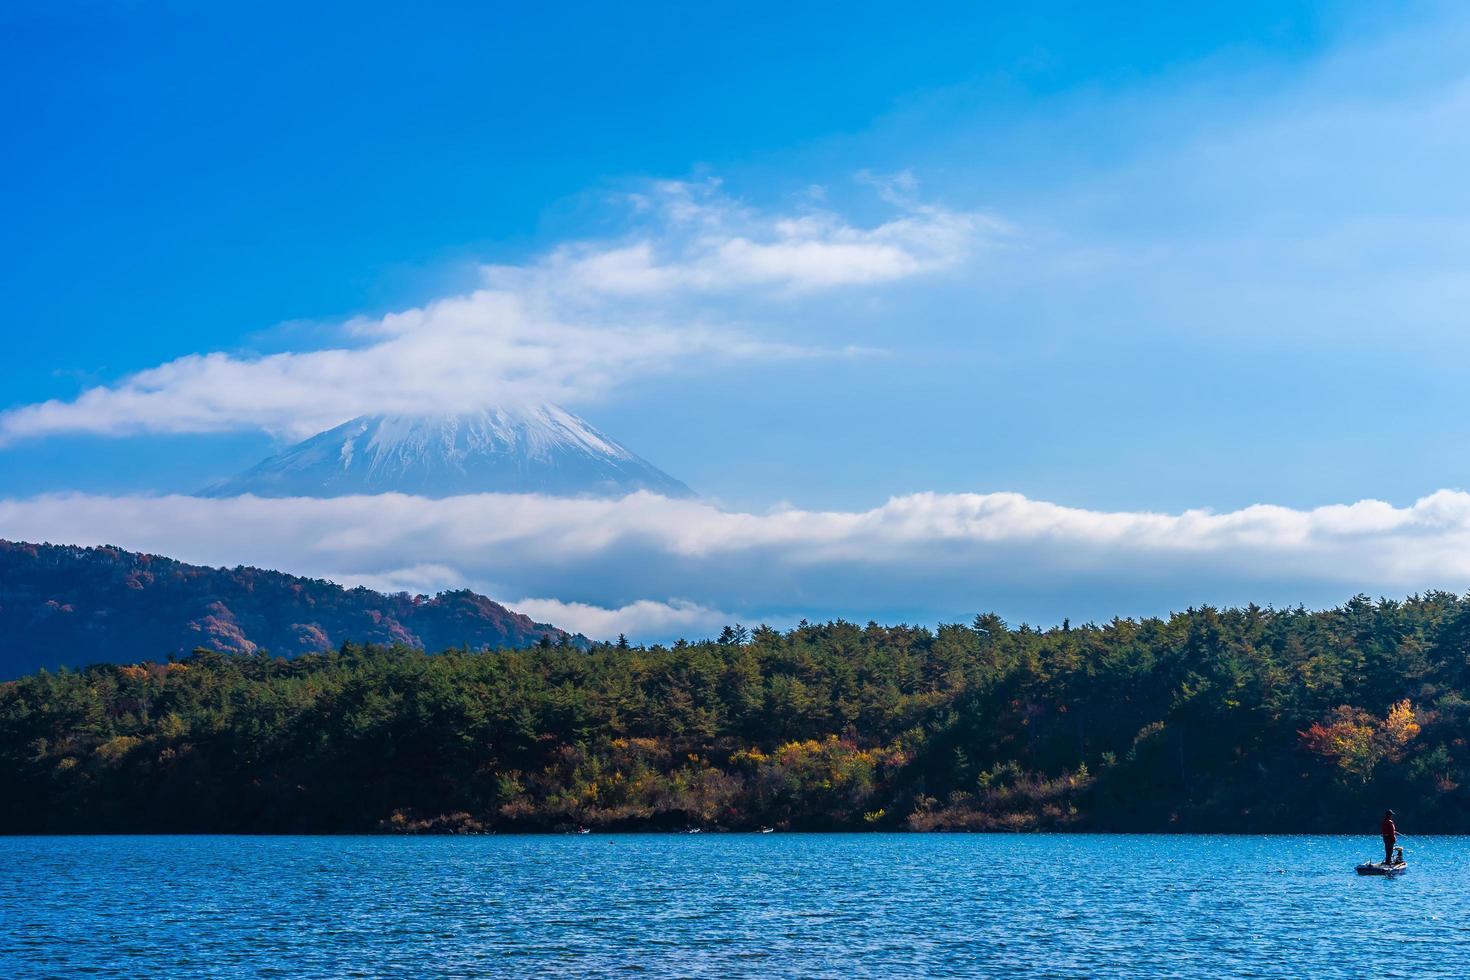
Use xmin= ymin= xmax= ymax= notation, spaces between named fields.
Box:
xmin=1 ymin=834 xmax=1465 ymax=978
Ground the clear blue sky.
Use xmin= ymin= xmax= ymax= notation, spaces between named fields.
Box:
xmin=9 ymin=0 xmax=1458 ymax=504
xmin=4 ymin=0 xmax=1470 ymax=637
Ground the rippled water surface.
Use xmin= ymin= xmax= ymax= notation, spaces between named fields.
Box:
xmin=2 ymin=834 xmax=1468 ymax=978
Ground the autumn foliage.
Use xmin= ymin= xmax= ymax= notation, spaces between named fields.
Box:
xmin=1300 ymin=700 xmax=1421 ymax=783
xmin=5 ymin=593 xmax=1470 ymax=833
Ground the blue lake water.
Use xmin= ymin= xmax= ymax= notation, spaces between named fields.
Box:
xmin=1 ymin=834 xmax=1466 ymax=978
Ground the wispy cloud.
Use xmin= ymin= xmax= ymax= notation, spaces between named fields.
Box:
xmin=4 ymin=488 xmax=1469 ymax=640
xmin=506 ymin=597 xmax=731 ymax=640
xmin=967 ymin=15 xmax=1470 ymax=350
xmin=315 ymin=562 xmax=730 ymax=637
xmin=496 ymin=178 xmax=994 ymax=299
xmin=0 ymin=180 xmax=990 ymax=444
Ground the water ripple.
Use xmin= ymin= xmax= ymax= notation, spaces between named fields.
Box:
xmin=1 ymin=834 xmax=1466 ymax=978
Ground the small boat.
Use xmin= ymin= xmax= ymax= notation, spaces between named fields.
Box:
xmin=759 ymin=827 xmax=775 ymax=834
xmin=1355 ymin=861 xmax=1407 ymax=876
xmin=685 ymin=828 xmax=702 ymax=835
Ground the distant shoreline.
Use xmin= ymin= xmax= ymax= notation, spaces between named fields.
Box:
xmin=1 ymin=830 xmax=1460 ymax=838
xmin=6 ymin=595 xmax=1467 ymax=837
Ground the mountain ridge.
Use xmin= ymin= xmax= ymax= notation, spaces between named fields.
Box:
xmin=0 ymin=540 xmax=580 ymax=678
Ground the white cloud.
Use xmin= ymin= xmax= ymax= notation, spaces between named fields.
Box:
xmin=500 ymin=179 xmax=993 ymax=299
xmin=0 ymin=181 xmax=989 ymax=444
xmin=4 ymin=488 xmax=1470 ymax=641
xmin=321 ymin=563 xmax=468 ymax=597
xmin=505 ymin=597 xmax=731 ymax=640
xmin=315 ymin=557 xmax=732 ymax=638
xmin=314 ymin=563 xmax=728 ymax=638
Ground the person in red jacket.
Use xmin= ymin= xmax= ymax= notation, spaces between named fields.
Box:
xmin=1380 ymin=810 xmax=1398 ymax=864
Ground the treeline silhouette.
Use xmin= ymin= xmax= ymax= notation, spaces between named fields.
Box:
xmin=4 ymin=593 xmax=1469 ymax=834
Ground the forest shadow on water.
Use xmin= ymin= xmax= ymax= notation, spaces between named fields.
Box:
xmin=1 ymin=833 xmax=1466 ymax=979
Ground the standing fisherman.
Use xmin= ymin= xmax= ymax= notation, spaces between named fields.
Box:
xmin=1380 ymin=810 xmax=1398 ymax=864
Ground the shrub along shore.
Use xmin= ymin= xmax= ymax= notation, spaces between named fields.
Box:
xmin=4 ymin=594 xmax=1468 ymax=834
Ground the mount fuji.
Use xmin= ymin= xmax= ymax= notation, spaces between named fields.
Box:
xmin=198 ymin=405 xmax=694 ymax=499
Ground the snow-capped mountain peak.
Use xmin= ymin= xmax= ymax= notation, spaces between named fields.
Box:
xmin=198 ymin=405 xmax=693 ymax=499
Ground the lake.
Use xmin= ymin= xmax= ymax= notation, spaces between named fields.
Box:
xmin=1 ymin=834 xmax=1464 ymax=978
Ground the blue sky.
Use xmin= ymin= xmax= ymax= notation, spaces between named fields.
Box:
xmin=4 ymin=1 xmax=1470 ymax=638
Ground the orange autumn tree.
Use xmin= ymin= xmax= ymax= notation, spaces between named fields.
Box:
xmin=1300 ymin=700 xmax=1420 ymax=783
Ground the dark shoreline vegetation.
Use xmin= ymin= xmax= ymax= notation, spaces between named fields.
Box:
xmin=4 ymin=594 xmax=1470 ymax=835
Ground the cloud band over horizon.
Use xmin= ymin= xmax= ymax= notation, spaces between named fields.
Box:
xmin=3 ymin=487 xmax=1469 ymax=641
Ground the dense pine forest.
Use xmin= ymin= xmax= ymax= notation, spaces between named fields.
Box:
xmin=4 ymin=593 xmax=1469 ymax=834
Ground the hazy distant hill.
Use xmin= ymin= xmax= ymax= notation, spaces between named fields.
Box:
xmin=0 ymin=540 xmax=574 ymax=677
xmin=198 ymin=405 xmax=693 ymax=498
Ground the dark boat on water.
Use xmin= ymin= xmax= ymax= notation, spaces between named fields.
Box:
xmin=1355 ymin=861 xmax=1407 ymax=876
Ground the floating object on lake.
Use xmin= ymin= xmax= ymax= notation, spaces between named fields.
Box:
xmin=759 ymin=827 xmax=775 ymax=834
xmin=1359 ymin=844 xmax=1408 ymax=875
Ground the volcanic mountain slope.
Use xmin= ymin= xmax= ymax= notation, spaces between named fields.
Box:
xmin=0 ymin=540 xmax=577 ymax=677
xmin=198 ymin=405 xmax=693 ymax=498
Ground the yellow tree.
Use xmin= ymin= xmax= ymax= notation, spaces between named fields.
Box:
xmin=1300 ymin=700 xmax=1419 ymax=783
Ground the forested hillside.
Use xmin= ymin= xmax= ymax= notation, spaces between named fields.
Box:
xmin=0 ymin=541 xmax=572 ymax=677
xmin=4 ymin=594 xmax=1469 ymax=834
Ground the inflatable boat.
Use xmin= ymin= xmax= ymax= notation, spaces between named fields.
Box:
xmin=1355 ymin=861 xmax=1408 ymax=876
